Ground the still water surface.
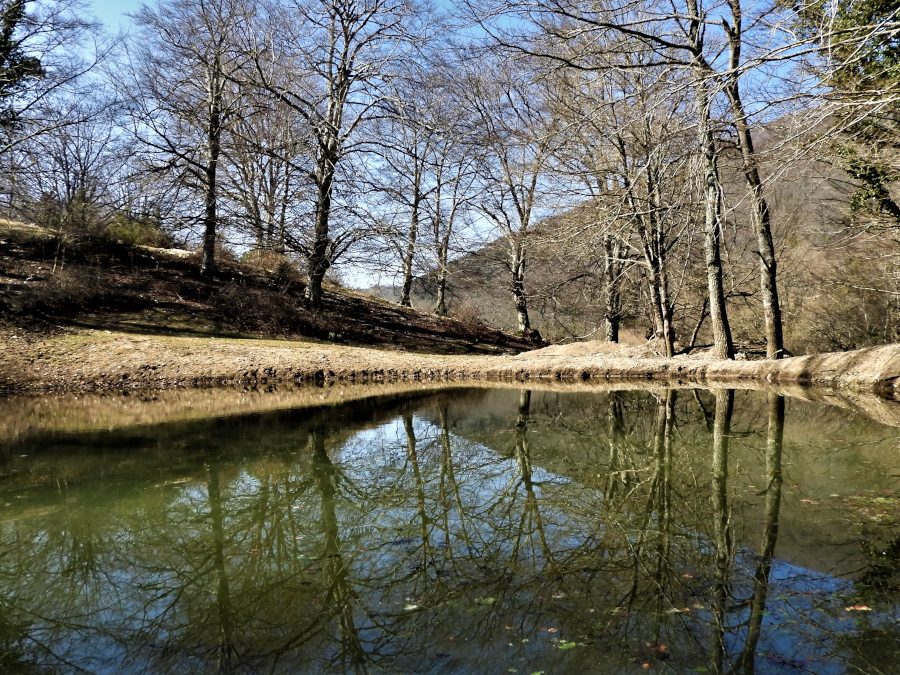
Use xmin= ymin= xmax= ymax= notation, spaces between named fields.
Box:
xmin=0 ymin=388 xmax=897 ymax=673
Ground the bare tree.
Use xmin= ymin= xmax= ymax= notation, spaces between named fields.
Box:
xmin=369 ymin=69 xmax=440 ymax=307
xmin=467 ymin=0 xmax=742 ymax=356
xmin=465 ymin=57 xmax=561 ymax=337
xmin=0 ymin=0 xmax=103 ymax=156
xmin=9 ymin=96 xmax=125 ymax=236
xmin=241 ymin=0 xmax=423 ymax=308
xmin=721 ymin=0 xmax=785 ymax=358
xmin=221 ymin=97 xmax=311 ymax=254
xmin=427 ymin=119 xmax=479 ymax=316
xmin=118 ymin=0 xmax=248 ymax=276
xmin=550 ymin=50 xmax=697 ymax=356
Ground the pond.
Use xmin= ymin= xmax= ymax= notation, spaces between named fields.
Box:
xmin=0 ymin=387 xmax=897 ymax=674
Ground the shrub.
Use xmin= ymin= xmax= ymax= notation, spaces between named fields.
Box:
xmin=241 ymin=249 xmax=304 ymax=286
xmin=15 ymin=266 xmax=106 ymax=317
xmin=450 ymin=300 xmax=488 ymax=332
xmin=104 ymin=215 xmax=173 ymax=248
xmin=209 ymin=282 xmax=321 ymax=337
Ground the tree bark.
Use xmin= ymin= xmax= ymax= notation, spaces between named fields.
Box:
xmin=399 ymin=180 xmax=421 ymax=307
xmin=603 ymin=234 xmax=622 ymax=342
xmin=434 ymin=265 xmax=448 ymax=316
xmin=723 ymin=0 xmax=785 ymax=359
xmin=306 ymin=153 xmax=335 ymax=309
xmin=201 ymin=67 xmax=222 ymax=278
xmin=688 ymin=0 xmax=735 ymax=360
xmin=511 ymin=242 xmax=531 ymax=333
xmin=697 ymin=77 xmax=735 ymax=360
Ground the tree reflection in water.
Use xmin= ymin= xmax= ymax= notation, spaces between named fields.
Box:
xmin=735 ymin=392 xmax=784 ymax=674
xmin=0 ymin=387 xmax=896 ymax=673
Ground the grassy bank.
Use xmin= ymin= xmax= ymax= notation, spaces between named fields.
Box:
xmin=2 ymin=327 xmax=898 ymax=397
xmin=2 ymin=221 xmax=898 ymax=399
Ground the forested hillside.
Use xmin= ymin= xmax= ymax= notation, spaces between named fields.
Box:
xmin=409 ymin=127 xmax=898 ymax=355
xmin=0 ymin=0 xmax=896 ymax=359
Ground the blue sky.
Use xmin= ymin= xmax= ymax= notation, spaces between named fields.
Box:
xmin=89 ymin=0 xmax=143 ymax=31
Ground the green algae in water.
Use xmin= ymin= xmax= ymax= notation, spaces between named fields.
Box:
xmin=0 ymin=388 xmax=897 ymax=673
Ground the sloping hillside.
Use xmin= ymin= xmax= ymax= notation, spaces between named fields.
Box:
xmin=413 ymin=131 xmax=898 ymax=354
xmin=0 ymin=222 xmax=537 ymax=355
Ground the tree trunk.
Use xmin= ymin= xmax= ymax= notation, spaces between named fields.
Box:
xmin=201 ymin=75 xmax=221 ymax=278
xmin=688 ymin=0 xmax=734 ymax=360
xmin=399 ymin=188 xmax=420 ymax=307
xmin=306 ymin=157 xmax=334 ymax=309
xmin=645 ymin=258 xmax=675 ymax=356
xmin=723 ymin=5 xmax=785 ymax=358
xmin=603 ymin=235 xmax=621 ymax=343
xmin=647 ymin=166 xmax=676 ymax=356
xmin=696 ymin=76 xmax=734 ymax=360
xmin=511 ymin=245 xmax=530 ymax=333
xmin=434 ymin=266 xmax=448 ymax=316
xmin=657 ymin=261 xmax=676 ymax=357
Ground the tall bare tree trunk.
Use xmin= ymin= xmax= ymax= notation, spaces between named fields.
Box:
xmin=647 ymin=166 xmax=676 ymax=356
xmin=723 ymin=0 xmax=785 ymax=359
xmin=697 ymin=79 xmax=735 ymax=360
xmin=603 ymin=234 xmax=622 ymax=342
xmin=688 ymin=0 xmax=735 ymax=360
xmin=399 ymin=182 xmax=421 ymax=307
xmin=201 ymin=68 xmax=222 ymax=278
xmin=306 ymin=153 xmax=335 ymax=309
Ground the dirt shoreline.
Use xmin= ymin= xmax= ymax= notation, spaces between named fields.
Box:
xmin=1 ymin=329 xmax=898 ymax=398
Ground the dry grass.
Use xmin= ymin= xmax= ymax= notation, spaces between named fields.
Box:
xmin=1 ymin=326 xmax=897 ymax=397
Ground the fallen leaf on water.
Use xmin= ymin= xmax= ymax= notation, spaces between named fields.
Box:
xmin=557 ymin=641 xmax=579 ymax=650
